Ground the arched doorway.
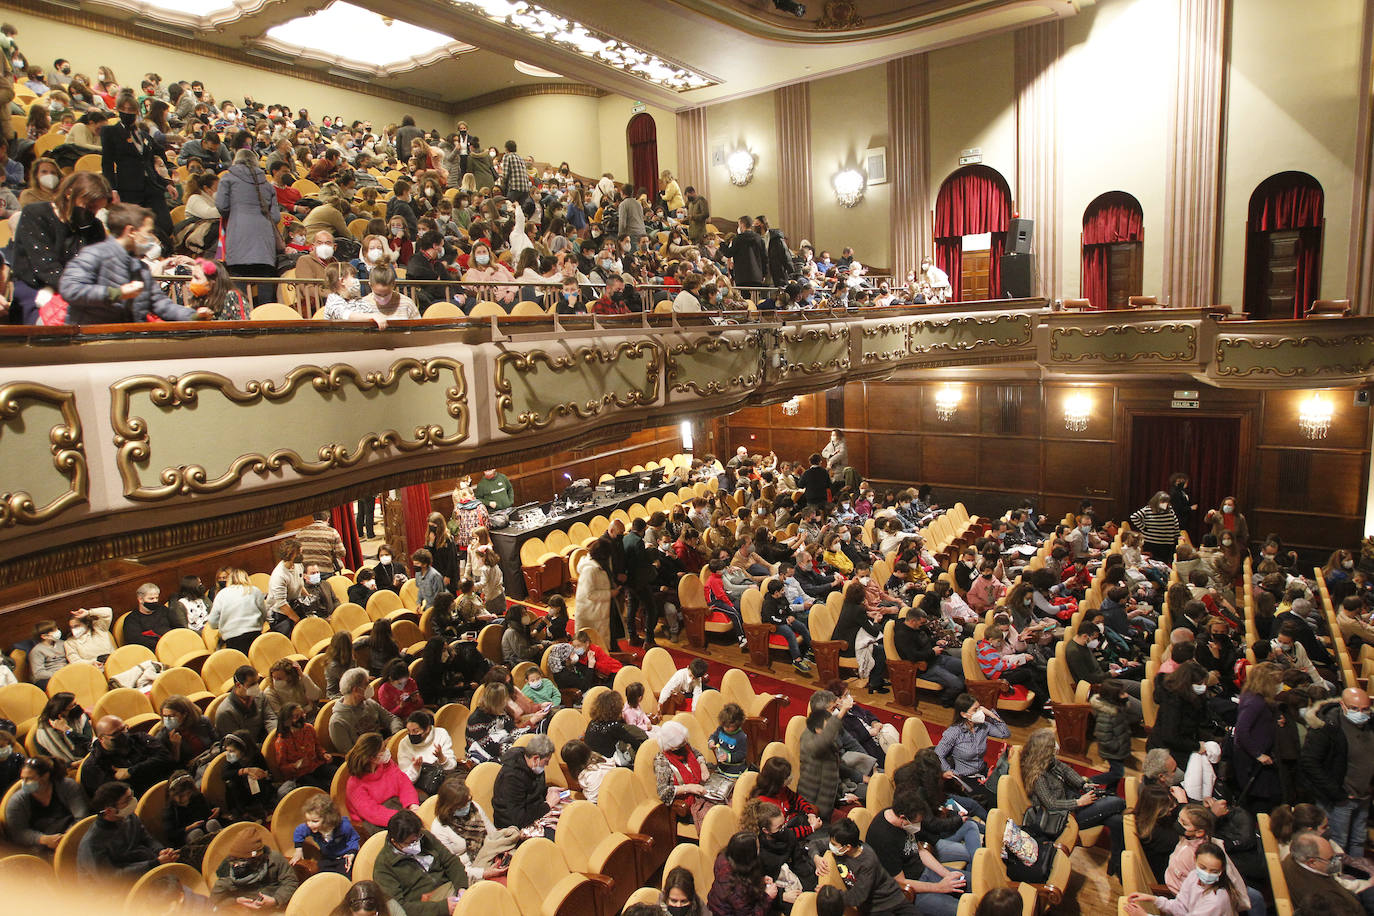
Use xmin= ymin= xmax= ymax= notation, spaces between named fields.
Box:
xmin=1244 ymin=171 xmax=1324 ymax=319
xmin=626 ymin=113 xmax=659 ymax=199
xmin=1081 ymin=191 xmax=1144 ymax=310
xmin=933 ymin=165 xmax=1012 ymax=302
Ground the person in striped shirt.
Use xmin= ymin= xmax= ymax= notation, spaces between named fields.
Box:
xmin=975 ymin=624 xmax=1049 ymax=711
xmin=1131 ymin=491 xmax=1182 ymax=565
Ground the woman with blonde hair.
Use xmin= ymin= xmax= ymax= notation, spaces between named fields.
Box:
xmin=1233 ymin=661 xmax=1283 ymax=812
xmin=206 ymin=567 xmax=267 ymax=654
xmin=660 ymin=170 xmax=684 ymax=212
xmin=1022 ymin=727 xmax=1125 ymax=876
xmin=19 ymin=157 xmax=62 ymax=206
xmin=424 ymin=510 xmax=460 ymax=589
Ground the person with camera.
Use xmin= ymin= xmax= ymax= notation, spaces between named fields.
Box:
xmin=1022 ymin=728 xmax=1126 ymax=878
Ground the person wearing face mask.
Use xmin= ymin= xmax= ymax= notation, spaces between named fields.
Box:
xmin=19 ymin=156 xmax=61 ymax=206
xmin=26 ymin=617 xmax=68 ymax=690
xmin=292 ymin=229 xmax=339 ymax=313
xmin=1131 ymin=490 xmax=1182 ymax=565
xmin=11 ymin=169 xmax=110 ymax=324
xmin=354 ymin=264 xmax=420 ymax=321
xmin=99 ymin=88 xmax=175 ymax=234
xmin=263 ymin=658 xmax=324 ymax=716
xmin=216 ymin=666 xmax=278 ymax=744
xmin=77 ymin=780 xmax=178 ymax=878
xmin=376 ymin=658 xmax=426 ymax=722
xmin=395 ymin=709 xmax=456 ymax=793
xmin=1147 ymin=661 xmax=1215 ymax=770
xmin=810 ymin=818 xmax=910 ymax=916
xmin=1066 ymin=623 xmax=1144 ymax=717
xmin=221 ymin=729 xmax=276 ymax=822
xmin=4 ymin=754 xmax=88 ymax=853
xmin=34 ymin=692 xmax=93 ymax=764
xmin=863 ymin=791 xmax=970 ymax=914
xmin=1280 ymin=830 xmax=1365 ymax=916
xmin=209 ymin=833 xmax=298 ymax=911
xmin=272 ymin=701 xmax=335 ymax=791
xmin=331 ymin=668 xmax=402 ymax=752
xmin=459 ymin=239 xmax=517 ymax=306
xmin=59 ymin=202 xmax=208 ymax=323
xmin=1301 ymin=687 xmax=1374 ymax=864
xmin=122 ymin=581 xmax=179 ymax=650
xmin=63 ymin=605 xmax=116 ymax=670
xmin=345 ymin=733 xmax=422 ymax=836
xmin=1127 ymin=841 xmax=1241 ymax=916
xmin=1203 ymin=495 xmax=1249 ymax=546
xmin=372 ymin=809 xmax=468 ymax=916
xmin=934 ymin=693 xmax=1009 ymax=785
xmin=294 ymin=561 xmax=339 ymax=620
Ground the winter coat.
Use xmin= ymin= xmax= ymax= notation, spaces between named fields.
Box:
xmin=1233 ymin=692 xmax=1281 ymax=800
xmin=767 ymin=229 xmax=795 ymax=286
xmin=214 ymin=160 xmax=281 ymax=268
xmin=491 ymin=746 xmax=548 ymax=829
xmin=1299 ymin=698 xmax=1353 ymax=805
xmin=1146 ymin=685 xmax=1207 ymax=765
xmin=797 ymin=714 xmax=844 ymax=820
xmin=1090 ymin=695 xmax=1136 ymax=762
xmin=59 ymin=238 xmax=194 ymax=323
xmin=723 ymin=229 xmax=767 ymax=288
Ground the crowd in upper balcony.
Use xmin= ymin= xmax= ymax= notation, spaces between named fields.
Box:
xmin=0 ymin=24 xmax=961 ymax=326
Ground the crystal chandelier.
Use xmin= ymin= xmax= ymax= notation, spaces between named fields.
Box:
xmin=1063 ymin=392 xmax=1092 ymax=432
xmin=726 ymin=149 xmax=756 ymax=187
xmin=781 ymin=396 xmax=802 ymax=416
xmin=832 ymin=169 xmax=866 ymax=207
xmin=934 ymin=386 xmax=959 ymax=422
xmin=1298 ymin=392 xmax=1333 ymax=439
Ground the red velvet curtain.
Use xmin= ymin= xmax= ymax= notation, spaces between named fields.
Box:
xmin=400 ymin=484 xmax=433 ymax=574
xmin=627 ymin=113 xmax=659 ymax=198
xmin=1246 ymin=172 xmax=1324 ymax=318
xmin=934 ymin=166 xmax=1012 ymax=301
xmin=330 ymin=504 xmax=364 ymax=571
xmin=1127 ymin=415 xmax=1240 ymax=542
xmin=1081 ymin=192 xmax=1144 ymax=310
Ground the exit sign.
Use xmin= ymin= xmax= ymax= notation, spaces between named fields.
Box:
xmin=959 ymin=148 xmax=982 ymax=165
xmin=1171 ymin=399 xmax=1200 ymax=410
xmin=631 ymin=101 xmax=646 ymax=113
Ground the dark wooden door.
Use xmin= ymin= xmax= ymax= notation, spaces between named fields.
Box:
xmin=961 ymin=249 xmax=990 ymax=301
xmin=1252 ymin=230 xmax=1300 ymax=320
xmin=1106 ymin=242 xmax=1143 ymax=307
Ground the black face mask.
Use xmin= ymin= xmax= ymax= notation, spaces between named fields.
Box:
xmin=119 ymin=111 xmax=137 ymax=128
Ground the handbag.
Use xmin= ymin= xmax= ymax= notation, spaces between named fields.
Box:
xmin=1020 ymin=805 xmax=1069 ymax=840
xmin=415 ymin=762 xmax=446 ymax=796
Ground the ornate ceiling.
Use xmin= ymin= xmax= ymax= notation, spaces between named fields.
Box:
xmin=20 ymin=0 xmax=1093 ymax=109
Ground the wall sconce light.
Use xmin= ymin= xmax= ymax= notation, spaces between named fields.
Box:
xmin=781 ymin=396 xmax=802 ymax=416
xmin=1298 ymin=392 xmax=1333 ymax=439
xmin=833 ymin=168 xmax=866 ymax=207
xmin=934 ymin=386 xmax=960 ymax=422
xmin=1063 ymin=391 xmax=1092 ymax=432
xmin=726 ymin=149 xmax=756 ymax=186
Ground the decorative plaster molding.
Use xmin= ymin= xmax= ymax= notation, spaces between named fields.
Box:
xmin=110 ymin=358 xmax=468 ymax=501
xmin=1048 ymin=324 xmax=1197 ymax=362
xmin=1214 ymin=334 xmax=1374 ymax=378
xmin=666 ymin=336 xmax=764 ymax=396
xmin=0 ymin=382 xmax=87 ymax=527
xmin=494 ymin=342 xmax=661 ymax=433
xmin=908 ymin=313 xmax=1035 ymax=353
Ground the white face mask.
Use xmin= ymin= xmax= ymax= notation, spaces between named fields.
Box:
xmin=38 ymin=173 xmax=59 ymax=190
xmin=1192 ymin=683 xmax=1207 ymax=695
xmin=315 ymin=244 xmax=334 ymax=260
xmin=379 ymin=554 xmax=391 ymax=564
xmin=343 ymin=277 xmax=360 ymax=296
xmin=367 ymin=248 xmax=384 ymax=262
xmin=70 ymin=624 xmax=87 ymax=638
xmin=968 ymin=709 xmax=986 ymax=725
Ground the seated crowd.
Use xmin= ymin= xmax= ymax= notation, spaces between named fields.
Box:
xmin=0 ymin=30 xmax=963 ymax=326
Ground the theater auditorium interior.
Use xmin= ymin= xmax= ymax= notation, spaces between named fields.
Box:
xmin=0 ymin=0 xmax=1372 ymax=914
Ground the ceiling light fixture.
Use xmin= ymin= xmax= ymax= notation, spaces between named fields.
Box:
xmin=513 ymin=60 xmax=563 ymax=78
xmin=448 ymin=0 xmax=716 ymax=91
xmin=1063 ymin=391 xmax=1092 ymax=432
xmin=781 ymin=396 xmax=802 ymax=417
xmin=934 ymin=386 xmax=959 ymax=422
xmin=726 ymin=149 xmax=756 ymax=186
xmin=773 ymin=0 xmax=807 ymax=16
xmin=833 ymin=169 xmax=866 ymax=207
xmin=1298 ymin=392 xmax=1333 ymax=439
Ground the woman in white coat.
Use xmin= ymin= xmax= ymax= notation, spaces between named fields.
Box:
xmin=575 ymin=538 xmax=615 ymax=644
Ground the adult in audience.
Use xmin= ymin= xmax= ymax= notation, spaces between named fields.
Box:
xmin=123 ymin=581 xmax=179 ymax=650
xmin=159 ymin=694 xmax=216 ymax=773
xmin=832 ymin=580 xmax=888 ymax=694
xmin=396 ymin=709 xmax=457 ymax=788
xmin=799 ymin=699 xmax=859 ymax=822
xmin=934 ymin=694 xmax=1009 ymax=788
xmin=298 ymin=511 xmax=346 ymax=572
xmin=894 ymin=608 xmax=965 ymax=703
xmin=1146 ymin=661 xmax=1210 ymax=767
xmin=1281 ymin=830 xmax=1363 ymax=916
xmin=10 ymin=170 xmax=110 ymax=324
xmin=215 ymin=147 xmax=281 ymax=279
xmin=101 ymin=89 xmax=172 ymax=234
xmin=346 ymin=732 xmax=420 ymax=835
xmin=655 ymin=720 xmax=723 ymax=832
xmin=491 ymin=733 xmax=559 ymax=832
xmin=82 ymin=714 xmax=173 ymax=796
xmin=1166 ymin=803 xmax=1261 ymax=913
xmin=274 ymin=702 xmax=335 ymax=791
xmin=1023 ymin=727 xmax=1125 ymax=876
xmin=216 ymin=665 xmax=277 ymax=743
xmin=1204 ymin=496 xmax=1250 ymax=547
xmin=1300 ymin=687 xmax=1374 ymax=862
xmin=266 ymin=537 xmax=306 ymax=634
xmin=60 ymin=203 xmax=205 ymax=322
xmin=331 ymin=667 xmax=402 ymax=751
xmin=707 ymin=831 xmax=777 ymax=916
xmin=1233 ymin=662 xmax=1284 ymax=814
xmin=372 ymin=809 xmax=468 ymax=916
xmin=207 ymin=567 xmax=268 ymax=655
xmin=209 ymin=830 xmax=299 ymax=911
xmin=1131 ymin=490 xmax=1181 ymax=564
xmin=265 ymin=657 xmax=323 ymax=714
xmin=723 ymin=215 xmax=767 ymax=290
xmin=77 ymin=780 xmax=177 ymax=878
xmin=4 ymin=755 xmax=87 ymax=852
xmin=34 ymin=691 xmax=92 ymax=763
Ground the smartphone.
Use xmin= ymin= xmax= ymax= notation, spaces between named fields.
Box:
xmin=558 ymin=789 xmax=572 ymax=801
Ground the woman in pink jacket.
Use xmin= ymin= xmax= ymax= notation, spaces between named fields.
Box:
xmin=344 ymin=732 xmax=419 ymax=836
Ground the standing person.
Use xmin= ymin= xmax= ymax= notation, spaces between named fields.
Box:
xmin=798 ymin=454 xmax=831 ymax=509
xmin=101 ymin=90 xmax=172 ymax=235
xmin=685 ymin=186 xmax=710 ymax=243
xmin=821 ymin=430 xmax=848 ymax=483
xmin=617 ymin=182 xmax=646 ymax=242
xmin=1300 ymin=687 xmax=1374 ymax=862
xmin=424 ymin=511 xmax=460 ymax=590
xmin=722 ymin=216 xmax=767 ymax=292
xmin=498 ymin=140 xmax=530 ymax=204
xmin=575 ymin=539 xmax=615 ymax=643
xmin=265 ymin=538 xmax=305 ymax=635
xmin=1203 ymin=497 xmax=1250 ymax=549
xmin=474 ymin=468 xmax=514 ymax=511
xmin=1131 ymin=491 xmax=1181 ymax=565
xmin=297 ymin=512 xmax=345 ymax=573
xmin=215 ymin=147 xmax=281 ymax=280
xmin=1233 ymin=663 xmax=1283 ymax=813
xmin=1169 ymin=473 xmax=1198 ymax=538
xmin=206 ymin=568 xmax=268 ymax=655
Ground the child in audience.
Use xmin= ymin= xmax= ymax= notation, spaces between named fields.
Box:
xmin=520 ymin=665 xmax=560 ymax=708
xmin=622 ymin=681 xmax=658 ymax=739
xmin=561 ymin=738 xmax=617 ymax=803
xmin=708 ymin=702 xmax=749 ymax=780
xmin=163 ymin=770 xmax=222 ymax=851
xmin=658 ymin=657 xmax=711 ymax=713
xmin=289 ymin=794 xmax=360 ymax=874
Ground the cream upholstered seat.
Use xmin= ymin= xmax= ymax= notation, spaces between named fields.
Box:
xmin=284 ymin=871 xmax=352 ymax=916
xmin=150 ymin=666 xmax=214 ymax=710
xmin=554 ymin=801 xmax=645 ymax=911
xmin=596 ymin=767 xmax=675 ymax=877
xmin=156 ymin=628 xmax=211 ymax=671
xmin=202 ymin=648 xmax=252 ymax=694
xmin=507 ymin=837 xmax=603 ymax=916
xmin=92 ymin=687 xmax=158 ymax=731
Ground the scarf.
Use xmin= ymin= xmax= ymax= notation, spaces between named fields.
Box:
xmin=445 ymin=808 xmax=487 ymax=859
xmin=664 ymin=745 xmax=703 ymax=786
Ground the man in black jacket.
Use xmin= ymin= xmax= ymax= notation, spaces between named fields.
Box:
xmin=722 ymin=216 xmax=767 ymax=290
xmin=893 ymin=608 xmax=965 ymax=704
xmin=491 ymin=736 xmax=562 ymax=833
xmin=624 ymin=517 xmax=657 ymax=647
xmin=83 ymin=715 xmax=173 ymax=796
xmin=405 ymin=230 xmax=453 ymax=313
xmin=1300 ymin=689 xmax=1374 ymax=859
xmin=76 ymin=781 xmax=176 ymax=879
xmin=767 ymin=228 xmax=796 ymax=287
xmin=799 ymin=453 xmax=831 ymax=508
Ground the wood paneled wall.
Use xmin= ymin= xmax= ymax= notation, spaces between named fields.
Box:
xmin=717 ymin=376 xmax=1371 ymax=554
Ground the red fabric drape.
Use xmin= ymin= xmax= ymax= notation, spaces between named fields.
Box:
xmin=1245 ymin=172 xmax=1324 ymax=318
xmin=627 ymin=113 xmax=658 ymax=198
xmin=933 ymin=166 xmax=1011 ymax=302
xmin=330 ymin=504 xmax=364 ymax=571
xmin=400 ymin=484 xmax=433 ymax=574
xmin=1081 ymin=192 xmax=1144 ymax=310
xmin=1127 ymin=415 xmax=1240 ymax=542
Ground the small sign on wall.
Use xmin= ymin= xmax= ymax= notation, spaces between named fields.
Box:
xmin=711 ymin=144 xmax=725 ymax=166
xmin=959 ymin=147 xmax=982 ymax=165
xmin=631 ymin=101 xmax=646 ymax=113
xmin=1171 ymin=399 xmax=1200 ymax=410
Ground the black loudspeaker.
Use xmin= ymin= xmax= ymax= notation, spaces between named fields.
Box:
xmin=1000 ymin=252 xmax=1035 ymax=298
xmin=1008 ymin=217 xmax=1034 ymax=254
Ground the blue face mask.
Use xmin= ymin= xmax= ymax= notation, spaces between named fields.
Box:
xmin=454 ymin=804 xmax=471 ymax=818
xmin=1194 ymin=866 xmax=1220 ymax=885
